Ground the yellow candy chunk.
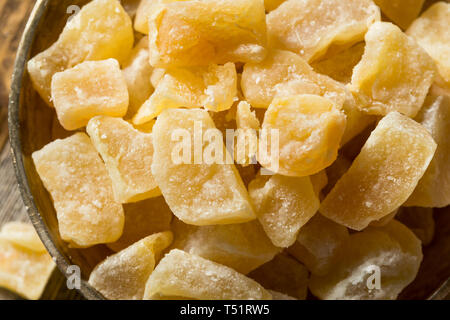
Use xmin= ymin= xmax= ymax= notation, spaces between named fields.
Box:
xmin=88 ymin=232 xmax=173 ymax=300
xmin=107 ymin=197 xmax=173 ymax=252
xmin=404 ymin=89 xmax=450 ymax=208
xmin=248 ymin=174 xmax=320 ymax=247
xmin=235 ymin=101 xmax=260 ymax=165
xmin=122 ymin=37 xmax=154 ymax=119
xmin=261 ymin=94 xmax=346 ymax=177
xmin=27 ymin=0 xmax=133 ymax=106
xmin=135 ymin=0 xmax=185 ymax=34
xmin=374 ymin=0 xmax=424 ymax=30
xmin=148 ymin=0 xmax=267 ymax=67
xmin=86 ymin=116 xmax=160 ymax=203
xmin=320 ymin=112 xmax=437 ymax=231
xmin=51 ymin=59 xmax=128 ymax=130
xmin=0 ymin=222 xmax=46 ymax=253
xmin=133 ymin=63 xmax=237 ymax=124
xmin=171 ymin=218 xmax=280 ymax=274
xmin=397 ymin=207 xmax=435 ymax=246
xmin=143 ymin=249 xmax=272 ymax=300
xmin=248 ymin=254 xmax=309 ymax=299
xmin=351 ymin=22 xmax=436 ymax=118
xmin=32 ymin=133 xmax=124 ymax=247
xmin=266 ymin=0 xmax=380 ymax=62
xmin=151 ymin=108 xmax=255 ymax=225
xmin=309 ymin=220 xmax=422 ymax=300
xmin=0 ymin=239 xmax=55 ymax=300
xmin=287 ymin=214 xmax=349 ymax=276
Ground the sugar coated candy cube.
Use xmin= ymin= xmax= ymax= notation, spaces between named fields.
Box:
xmin=133 ymin=63 xmax=237 ymax=124
xmin=404 ymin=89 xmax=450 ymax=208
xmin=235 ymin=101 xmax=260 ymax=165
xmin=351 ymin=22 xmax=436 ymax=118
xmin=0 ymin=238 xmax=55 ymax=300
xmin=261 ymin=94 xmax=346 ymax=177
xmin=51 ymin=59 xmax=129 ymax=130
xmin=266 ymin=0 xmax=380 ymax=62
xmin=248 ymin=254 xmax=309 ymax=300
xmin=148 ymin=0 xmax=267 ymax=67
xmin=287 ymin=214 xmax=349 ymax=276
xmin=87 ymin=116 xmax=160 ymax=203
xmin=122 ymin=37 xmax=154 ymax=119
xmin=143 ymin=249 xmax=272 ymax=300
xmin=171 ymin=218 xmax=280 ymax=274
xmin=151 ymin=108 xmax=255 ymax=225
xmin=320 ymin=112 xmax=437 ymax=231
xmin=0 ymin=222 xmax=46 ymax=253
xmin=309 ymin=220 xmax=422 ymax=300
xmin=27 ymin=0 xmax=133 ymax=106
xmin=107 ymin=197 xmax=173 ymax=252
xmin=32 ymin=133 xmax=124 ymax=247
xmin=89 ymin=232 xmax=173 ymax=300
xmin=396 ymin=207 xmax=435 ymax=245
xmin=248 ymin=174 xmax=320 ymax=247
xmin=374 ymin=0 xmax=425 ymax=30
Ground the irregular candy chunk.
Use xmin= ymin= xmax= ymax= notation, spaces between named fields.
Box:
xmin=248 ymin=254 xmax=309 ymax=299
xmin=171 ymin=219 xmax=280 ymax=274
xmin=151 ymin=108 xmax=255 ymax=225
xmin=133 ymin=63 xmax=237 ymax=124
xmin=86 ymin=116 xmax=160 ymax=203
xmin=143 ymin=249 xmax=272 ymax=300
xmin=261 ymin=94 xmax=346 ymax=177
xmin=0 ymin=239 xmax=55 ymax=300
xmin=235 ymin=101 xmax=260 ymax=165
xmin=88 ymin=232 xmax=173 ymax=300
xmin=51 ymin=59 xmax=128 ymax=130
xmin=248 ymin=174 xmax=320 ymax=247
xmin=374 ymin=0 xmax=424 ymax=30
xmin=134 ymin=0 xmax=182 ymax=34
xmin=407 ymin=2 xmax=450 ymax=88
xmin=404 ymin=89 xmax=450 ymax=208
xmin=287 ymin=214 xmax=349 ymax=276
xmin=266 ymin=0 xmax=380 ymax=62
xmin=396 ymin=207 xmax=435 ymax=245
xmin=27 ymin=0 xmax=133 ymax=106
xmin=350 ymin=22 xmax=436 ymax=118
xmin=0 ymin=222 xmax=46 ymax=253
xmin=309 ymin=220 xmax=422 ymax=300
xmin=148 ymin=0 xmax=267 ymax=67
xmin=107 ymin=197 xmax=173 ymax=252
xmin=32 ymin=133 xmax=124 ymax=247
xmin=320 ymin=112 xmax=437 ymax=231
xmin=122 ymin=37 xmax=154 ymax=119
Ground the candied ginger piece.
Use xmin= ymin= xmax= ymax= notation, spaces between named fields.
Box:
xmin=287 ymin=214 xmax=349 ymax=276
xmin=320 ymin=112 xmax=437 ymax=231
xmin=27 ymin=0 xmax=133 ymax=106
xmin=148 ymin=0 xmax=267 ymax=67
xmin=0 ymin=239 xmax=55 ymax=300
xmin=51 ymin=59 xmax=128 ymax=130
xmin=133 ymin=63 xmax=237 ymax=124
xmin=404 ymin=89 xmax=450 ymax=208
xmin=397 ymin=207 xmax=435 ymax=245
xmin=407 ymin=2 xmax=450 ymax=88
xmin=248 ymin=174 xmax=319 ymax=247
xmin=107 ymin=197 xmax=173 ymax=252
xmin=151 ymin=108 xmax=255 ymax=225
xmin=122 ymin=37 xmax=154 ymax=119
xmin=89 ymin=232 xmax=173 ymax=300
xmin=235 ymin=101 xmax=260 ymax=166
xmin=248 ymin=254 xmax=309 ymax=300
xmin=32 ymin=133 xmax=124 ymax=247
xmin=351 ymin=22 xmax=436 ymax=118
xmin=309 ymin=220 xmax=422 ymax=300
xmin=261 ymin=94 xmax=346 ymax=177
xmin=143 ymin=249 xmax=272 ymax=300
xmin=134 ymin=0 xmax=184 ymax=34
xmin=266 ymin=0 xmax=380 ymax=62
xmin=374 ymin=0 xmax=424 ymax=30
xmin=0 ymin=222 xmax=46 ymax=253
xmin=87 ymin=116 xmax=160 ymax=203
xmin=171 ymin=218 xmax=280 ymax=274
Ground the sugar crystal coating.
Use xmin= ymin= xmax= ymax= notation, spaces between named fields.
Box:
xmin=0 ymin=222 xmax=46 ymax=253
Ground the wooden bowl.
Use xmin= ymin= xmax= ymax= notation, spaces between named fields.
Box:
xmin=8 ymin=0 xmax=450 ymax=300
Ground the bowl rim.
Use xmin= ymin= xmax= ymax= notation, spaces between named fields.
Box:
xmin=7 ymin=0 xmax=450 ymax=301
